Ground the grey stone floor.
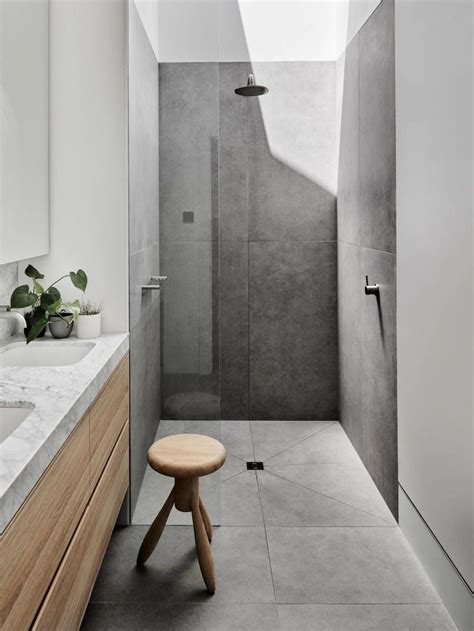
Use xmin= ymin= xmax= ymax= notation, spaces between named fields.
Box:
xmin=82 ymin=421 xmax=456 ymax=630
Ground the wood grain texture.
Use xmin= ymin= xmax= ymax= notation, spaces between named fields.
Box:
xmin=33 ymin=422 xmax=129 ymax=631
xmin=174 ymin=476 xmax=198 ymax=512
xmin=147 ymin=434 xmax=226 ymax=478
xmin=191 ymin=491 xmax=216 ymax=593
xmin=138 ymin=435 xmax=225 ymax=591
xmin=136 ymin=487 xmax=175 ymax=566
xmin=199 ymin=497 xmax=213 ymax=542
xmin=89 ymin=354 xmax=129 ymax=490
xmin=0 ymin=414 xmax=90 ymax=630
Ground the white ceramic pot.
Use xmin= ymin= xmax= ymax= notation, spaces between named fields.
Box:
xmin=76 ymin=313 xmax=101 ymax=339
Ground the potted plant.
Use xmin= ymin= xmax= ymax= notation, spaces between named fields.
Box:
xmin=76 ymin=301 xmax=102 ymax=339
xmin=48 ymin=301 xmax=81 ymax=339
xmin=10 ymin=265 xmax=87 ymax=343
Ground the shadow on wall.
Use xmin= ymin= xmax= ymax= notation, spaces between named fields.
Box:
xmin=160 ymin=56 xmax=338 ymax=421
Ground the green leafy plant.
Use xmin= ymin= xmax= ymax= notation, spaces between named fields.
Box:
xmin=58 ymin=300 xmax=81 ymax=321
xmin=10 ymin=265 xmax=88 ymax=343
xmin=79 ymin=300 xmax=102 ymax=316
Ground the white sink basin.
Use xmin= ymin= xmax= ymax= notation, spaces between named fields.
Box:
xmin=0 ymin=407 xmax=32 ymax=443
xmin=0 ymin=342 xmax=94 ymax=368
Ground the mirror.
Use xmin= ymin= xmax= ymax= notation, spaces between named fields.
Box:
xmin=0 ymin=0 xmax=49 ymax=264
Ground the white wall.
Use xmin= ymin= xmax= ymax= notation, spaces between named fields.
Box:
xmin=0 ymin=0 xmax=49 ymax=264
xmin=396 ymin=1 xmax=473 ymax=628
xmin=158 ymin=0 xmax=380 ymax=62
xmin=29 ymin=0 xmax=129 ymax=333
xmin=134 ymin=0 xmax=159 ymax=60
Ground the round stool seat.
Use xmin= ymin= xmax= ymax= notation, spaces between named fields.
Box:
xmin=147 ymin=434 xmax=226 ymax=479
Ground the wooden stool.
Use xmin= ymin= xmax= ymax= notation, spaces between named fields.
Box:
xmin=136 ymin=434 xmax=226 ymax=593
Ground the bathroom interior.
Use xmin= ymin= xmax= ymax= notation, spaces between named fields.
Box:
xmin=0 ymin=0 xmax=472 ymax=630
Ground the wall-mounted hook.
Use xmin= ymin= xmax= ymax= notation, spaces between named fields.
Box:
xmin=365 ymin=275 xmax=380 ymax=297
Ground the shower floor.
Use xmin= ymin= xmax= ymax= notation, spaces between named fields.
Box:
xmin=82 ymin=421 xmax=455 ymax=630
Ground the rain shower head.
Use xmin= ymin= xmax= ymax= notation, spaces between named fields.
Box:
xmin=235 ymin=73 xmax=268 ymax=97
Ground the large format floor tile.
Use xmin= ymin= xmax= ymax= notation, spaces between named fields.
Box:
xmin=258 ymin=471 xmax=391 ymax=527
xmin=277 ymin=604 xmax=457 ymax=630
xmin=220 ymin=420 xmax=254 ymax=462
xmin=83 ymin=603 xmax=279 ymax=631
xmin=90 ymin=526 xmax=275 ymax=605
xmin=84 ymin=419 xmax=456 ymax=631
xmin=265 ymin=422 xmax=360 ymax=465
xmin=266 ymin=527 xmax=440 ymax=604
xmin=221 ymin=471 xmax=264 ymax=526
xmin=250 ymin=420 xmax=333 ymax=461
xmin=220 ymin=459 xmax=247 ymax=481
xmin=265 ymin=463 xmax=395 ymax=524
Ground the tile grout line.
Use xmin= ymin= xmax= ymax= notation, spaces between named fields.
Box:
xmin=255 ymin=472 xmax=278 ymax=606
xmin=207 ymin=468 xmax=248 ymax=492
xmin=262 ymin=468 xmax=396 ymax=526
xmin=250 ymin=419 xmax=278 ymax=604
xmin=248 ymin=419 xmax=256 ymax=461
xmin=258 ymin=421 xmax=337 ymax=464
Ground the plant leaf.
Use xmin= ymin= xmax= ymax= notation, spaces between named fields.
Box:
xmin=70 ymin=269 xmax=87 ymax=292
xmin=63 ymin=299 xmax=81 ymax=321
xmin=40 ymin=292 xmax=60 ymax=311
xmin=48 ymin=286 xmax=61 ymax=302
xmin=46 ymin=300 xmax=61 ymax=315
xmin=33 ymin=280 xmax=44 ymax=294
xmin=10 ymin=285 xmax=37 ymax=309
xmin=26 ymin=309 xmax=48 ymax=343
xmin=25 ymin=265 xmax=44 ymax=280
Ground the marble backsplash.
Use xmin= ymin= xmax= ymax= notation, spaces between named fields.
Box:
xmin=0 ymin=262 xmax=19 ymax=340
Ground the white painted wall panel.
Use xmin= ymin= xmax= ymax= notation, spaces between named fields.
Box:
xmin=0 ymin=0 xmax=49 ymax=264
xmin=29 ymin=0 xmax=129 ymax=333
xmin=134 ymin=0 xmax=160 ymax=60
xmin=158 ymin=0 xmax=380 ymax=62
xmin=396 ymin=0 xmax=473 ymax=596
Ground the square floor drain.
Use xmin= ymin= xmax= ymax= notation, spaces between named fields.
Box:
xmin=246 ymin=461 xmax=264 ymax=470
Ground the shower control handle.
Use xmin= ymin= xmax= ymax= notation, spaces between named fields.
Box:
xmin=365 ymin=275 xmax=380 ymax=297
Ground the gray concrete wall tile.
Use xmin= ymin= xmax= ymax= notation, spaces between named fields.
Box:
xmin=249 ymin=241 xmax=338 ymax=420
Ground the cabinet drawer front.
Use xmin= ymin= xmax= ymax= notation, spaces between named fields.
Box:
xmin=33 ymin=421 xmax=129 ymax=631
xmin=0 ymin=415 xmax=90 ymax=630
xmin=90 ymin=354 xmax=129 ymax=489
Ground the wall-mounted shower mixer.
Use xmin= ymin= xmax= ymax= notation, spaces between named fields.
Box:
xmin=365 ymin=275 xmax=380 ymax=297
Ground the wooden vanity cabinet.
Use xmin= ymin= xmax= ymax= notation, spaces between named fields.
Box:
xmin=0 ymin=353 xmax=129 ymax=631
xmin=89 ymin=355 xmax=129 ymax=490
xmin=33 ymin=422 xmax=129 ymax=631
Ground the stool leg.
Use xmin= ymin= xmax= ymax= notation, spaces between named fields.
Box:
xmin=136 ymin=487 xmax=175 ymax=566
xmin=174 ymin=477 xmax=197 ymax=512
xmin=199 ymin=497 xmax=212 ymax=542
xmin=191 ymin=490 xmax=216 ymax=593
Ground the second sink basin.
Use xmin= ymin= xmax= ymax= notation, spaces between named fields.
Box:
xmin=0 ymin=342 xmax=94 ymax=368
xmin=0 ymin=406 xmax=32 ymax=442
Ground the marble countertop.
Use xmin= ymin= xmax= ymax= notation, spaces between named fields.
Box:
xmin=0 ymin=333 xmax=129 ymax=533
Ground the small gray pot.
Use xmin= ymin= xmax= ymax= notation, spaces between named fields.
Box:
xmin=48 ymin=313 xmax=74 ymax=339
